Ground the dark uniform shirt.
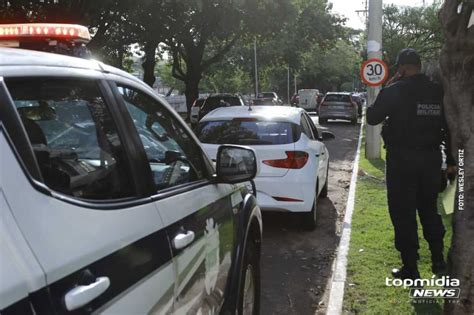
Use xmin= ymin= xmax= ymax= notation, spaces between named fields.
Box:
xmin=367 ymin=74 xmax=454 ymax=165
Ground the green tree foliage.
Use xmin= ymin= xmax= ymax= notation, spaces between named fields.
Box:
xmin=383 ymin=2 xmax=444 ymax=67
xmin=175 ymin=0 xmax=348 ymax=100
xmin=0 ymin=0 xmax=351 ymax=101
xmin=0 ymin=0 xmax=139 ymax=67
xmin=298 ymin=39 xmax=361 ymax=92
xmin=162 ymin=0 xmax=291 ymax=113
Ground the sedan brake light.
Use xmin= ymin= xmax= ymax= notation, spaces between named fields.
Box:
xmin=263 ymin=151 xmax=309 ymax=169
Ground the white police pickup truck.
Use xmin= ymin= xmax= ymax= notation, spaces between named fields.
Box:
xmin=0 ymin=27 xmax=262 ymax=314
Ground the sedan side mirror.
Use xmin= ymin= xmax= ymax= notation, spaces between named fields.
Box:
xmin=215 ymin=145 xmax=257 ymax=184
xmin=320 ymin=131 xmax=335 ymax=141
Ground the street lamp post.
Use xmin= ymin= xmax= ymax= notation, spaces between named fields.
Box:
xmin=254 ymin=38 xmax=258 ymax=97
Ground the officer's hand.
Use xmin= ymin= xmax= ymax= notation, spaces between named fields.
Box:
xmin=446 ymin=165 xmax=457 ymax=181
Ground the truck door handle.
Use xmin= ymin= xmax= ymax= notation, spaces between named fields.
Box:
xmin=173 ymin=231 xmax=195 ymax=250
xmin=64 ymin=277 xmax=110 ymax=311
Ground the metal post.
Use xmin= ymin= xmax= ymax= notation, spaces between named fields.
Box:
xmin=365 ymin=0 xmax=382 ymax=159
xmin=287 ymin=65 xmax=290 ymax=105
xmin=294 ymin=74 xmax=297 ymax=94
xmin=254 ymin=38 xmax=258 ymax=97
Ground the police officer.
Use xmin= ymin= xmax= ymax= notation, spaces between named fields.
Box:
xmin=367 ymin=48 xmax=456 ymax=280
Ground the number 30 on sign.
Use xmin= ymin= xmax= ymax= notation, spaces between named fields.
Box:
xmin=360 ymin=58 xmax=389 ymax=87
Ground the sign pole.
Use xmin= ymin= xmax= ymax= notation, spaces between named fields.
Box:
xmin=365 ymin=0 xmax=383 ymax=159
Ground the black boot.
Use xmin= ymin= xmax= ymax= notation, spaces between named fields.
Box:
xmin=431 ymin=251 xmax=447 ymax=275
xmin=432 ymin=260 xmax=447 ymax=274
xmin=391 ymin=265 xmax=421 ymax=280
xmin=393 ymin=251 xmax=420 ymax=280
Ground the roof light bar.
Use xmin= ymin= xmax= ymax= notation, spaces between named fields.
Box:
xmin=0 ymin=23 xmax=90 ymax=42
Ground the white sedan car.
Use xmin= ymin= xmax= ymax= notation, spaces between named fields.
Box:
xmin=197 ymin=106 xmax=334 ymax=229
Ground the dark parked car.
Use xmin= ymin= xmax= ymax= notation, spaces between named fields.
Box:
xmin=252 ymin=98 xmax=281 ymax=105
xmin=256 ymin=91 xmax=283 ymax=105
xmin=318 ymin=92 xmax=358 ymax=125
xmin=199 ymin=94 xmax=245 ymax=120
xmin=290 ymin=93 xmax=299 ymax=106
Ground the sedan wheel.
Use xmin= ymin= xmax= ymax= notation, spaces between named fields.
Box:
xmin=320 ymin=166 xmax=329 ymax=198
xmin=302 ymin=188 xmax=318 ymax=230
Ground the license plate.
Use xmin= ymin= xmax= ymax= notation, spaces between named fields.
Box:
xmin=0 ymin=40 xmax=19 ymax=47
xmin=330 ymin=106 xmax=345 ymax=110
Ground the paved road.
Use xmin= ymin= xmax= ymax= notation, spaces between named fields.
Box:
xmin=260 ymin=115 xmax=361 ymax=315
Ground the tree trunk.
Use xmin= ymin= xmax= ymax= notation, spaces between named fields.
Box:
xmin=142 ymin=41 xmax=158 ymax=88
xmin=184 ymin=74 xmax=201 ymax=121
xmin=439 ymin=1 xmax=474 ymax=314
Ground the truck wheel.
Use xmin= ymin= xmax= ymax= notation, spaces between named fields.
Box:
xmin=238 ymin=240 xmax=260 ymax=315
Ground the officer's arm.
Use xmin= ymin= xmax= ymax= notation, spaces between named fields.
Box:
xmin=438 ymin=88 xmax=456 ymax=166
xmin=366 ymin=87 xmax=395 ymax=125
xmin=442 ymin=113 xmax=456 ymax=166
xmin=445 ymin=132 xmax=456 ymax=166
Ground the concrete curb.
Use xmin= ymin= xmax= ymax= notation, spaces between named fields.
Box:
xmin=325 ymin=115 xmax=365 ymax=314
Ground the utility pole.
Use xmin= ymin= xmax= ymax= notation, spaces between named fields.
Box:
xmin=365 ymin=0 xmax=382 ymax=159
xmin=254 ymin=38 xmax=259 ymax=97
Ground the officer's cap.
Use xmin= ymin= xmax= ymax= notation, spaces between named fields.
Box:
xmin=396 ymin=48 xmax=421 ymax=66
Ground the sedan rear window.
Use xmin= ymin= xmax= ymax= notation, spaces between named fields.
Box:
xmin=324 ymin=94 xmax=351 ymax=102
xmin=258 ymin=93 xmax=274 ymax=98
xmin=197 ymin=120 xmax=299 ymax=145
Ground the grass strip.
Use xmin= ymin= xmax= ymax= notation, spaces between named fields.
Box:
xmin=343 ymin=138 xmax=452 ymax=315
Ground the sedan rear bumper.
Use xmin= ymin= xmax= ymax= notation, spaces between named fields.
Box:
xmin=319 ymin=108 xmax=357 ymax=120
xmin=254 ymin=171 xmax=316 ymax=213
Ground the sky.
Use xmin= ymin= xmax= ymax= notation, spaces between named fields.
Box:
xmin=329 ymin=0 xmax=437 ymax=30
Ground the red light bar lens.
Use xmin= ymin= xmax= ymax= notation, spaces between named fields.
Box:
xmin=263 ymin=151 xmax=309 ymax=169
xmin=0 ymin=23 xmax=90 ymax=42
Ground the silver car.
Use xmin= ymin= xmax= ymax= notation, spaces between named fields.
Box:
xmin=318 ymin=92 xmax=358 ymax=125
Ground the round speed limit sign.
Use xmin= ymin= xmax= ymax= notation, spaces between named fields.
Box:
xmin=360 ymin=58 xmax=389 ymax=87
